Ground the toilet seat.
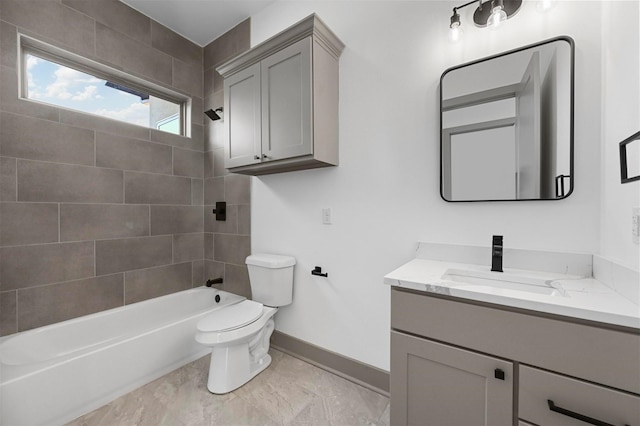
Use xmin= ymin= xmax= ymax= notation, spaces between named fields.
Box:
xmin=197 ymin=300 xmax=263 ymax=333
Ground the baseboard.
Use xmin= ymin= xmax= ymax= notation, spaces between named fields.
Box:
xmin=270 ymin=330 xmax=389 ymax=397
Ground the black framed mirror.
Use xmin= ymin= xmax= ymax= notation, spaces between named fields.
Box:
xmin=620 ymin=130 xmax=640 ymax=184
xmin=440 ymin=36 xmax=574 ymax=202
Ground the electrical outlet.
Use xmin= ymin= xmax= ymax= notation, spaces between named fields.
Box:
xmin=322 ymin=208 xmax=332 ymax=225
xmin=633 ymin=207 xmax=640 ymax=244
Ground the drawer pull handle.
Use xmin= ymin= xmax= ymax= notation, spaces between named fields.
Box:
xmin=547 ymin=399 xmax=614 ymax=426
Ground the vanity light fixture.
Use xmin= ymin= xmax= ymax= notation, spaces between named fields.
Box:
xmin=448 ymin=0 xmax=522 ymax=39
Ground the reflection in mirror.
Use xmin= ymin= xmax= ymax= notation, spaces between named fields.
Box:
xmin=440 ymin=37 xmax=574 ymax=201
xmin=620 ymin=131 xmax=640 ymax=184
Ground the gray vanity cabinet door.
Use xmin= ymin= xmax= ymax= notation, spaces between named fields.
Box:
xmin=224 ymin=62 xmax=262 ymax=169
xmin=260 ymin=37 xmax=313 ymax=161
xmin=390 ymin=331 xmax=513 ymax=426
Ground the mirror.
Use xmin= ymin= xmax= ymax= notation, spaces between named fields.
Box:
xmin=440 ymin=37 xmax=574 ymax=202
xmin=620 ymin=130 xmax=640 ymax=184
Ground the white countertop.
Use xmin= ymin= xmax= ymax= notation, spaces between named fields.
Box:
xmin=385 ymin=258 xmax=640 ymax=330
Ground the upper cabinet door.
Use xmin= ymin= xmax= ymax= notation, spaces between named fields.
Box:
xmin=261 ymin=38 xmax=313 ymax=161
xmin=224 ymin=62 xmax=262 ymax=169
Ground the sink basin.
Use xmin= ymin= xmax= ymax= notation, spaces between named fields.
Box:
xmin=441 ymin=268 xmax=567 ymax=297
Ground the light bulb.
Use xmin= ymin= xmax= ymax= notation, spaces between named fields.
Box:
xmin=537 ymin=0 xmax=556 ymax=12
xmin=449 ymin=22 xmax=463 ymax=42
xmin=487 ymin=6 xmax=507 ymax=29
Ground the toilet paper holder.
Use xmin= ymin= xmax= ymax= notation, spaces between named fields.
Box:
xmin=311 ymin=266 xmax=328 ymax=277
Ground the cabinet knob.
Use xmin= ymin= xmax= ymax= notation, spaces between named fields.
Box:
xmin=254 ymin=155 xmax=260 ymax=160
xmin=262 ymin=154 xmax=269 ymax=159
xmin=494 ymin=369 xmax=505 ymax=380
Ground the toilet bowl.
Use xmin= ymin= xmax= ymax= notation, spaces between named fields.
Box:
xmin=195 ymin=254 xmax=295 ymax=394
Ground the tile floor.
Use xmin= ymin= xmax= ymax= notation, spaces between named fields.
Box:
xmin=67 ymin=349 xmax=390 ymax=426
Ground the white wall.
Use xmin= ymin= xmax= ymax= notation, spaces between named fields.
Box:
xmin=600 ymin=1 xmax=640 ymax=270
xmin=250 ymin=0 xmax=614 ymax=371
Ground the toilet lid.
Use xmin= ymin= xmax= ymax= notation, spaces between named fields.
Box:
xmin=197 ymin=300 xmax=263 ymax=332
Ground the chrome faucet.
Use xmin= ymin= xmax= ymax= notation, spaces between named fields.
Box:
xmin=491 ymin=235 xmax=503 ymax=272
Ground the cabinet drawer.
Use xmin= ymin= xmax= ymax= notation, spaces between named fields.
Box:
xmin=519 ymin=365 xmax=640 ymax=426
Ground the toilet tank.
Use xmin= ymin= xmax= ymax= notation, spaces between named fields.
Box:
xmin=246 ymin=254 xmax=296 ymax=307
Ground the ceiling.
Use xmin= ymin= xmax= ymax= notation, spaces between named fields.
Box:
xmin=120 ymin=0 xmax=277 ymax=46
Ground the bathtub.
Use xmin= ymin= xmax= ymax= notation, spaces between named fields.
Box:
xmin=0 ymin=287 xmax=243 ymax=426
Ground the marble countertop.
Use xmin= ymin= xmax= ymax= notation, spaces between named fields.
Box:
xmin=385 ymin=258 xmax=640 ymax=330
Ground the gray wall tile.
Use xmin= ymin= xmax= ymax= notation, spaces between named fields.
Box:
xmin=1 ymin=66 xmax=61 ymax=122
xmin=1 ymin=202 xmax=59 ymax=246
xmin=190 ymin=123 xmax=205 ymax=152
xmin=95 ymin=235 xmax=172 ymax=276
xmin=203 ymin=18 xmax=250 ymax=70
xmin=1 ymin=21 xmax=17 ymax=69
xmin=0 ymin=157 xmax=17 ymax=201
xmin=0 ymin=242 xmax=94 ymax=291
xmin=204 ymin=67 xmax=214 ymax=97
xmin=173 ymin=233 xmax=204 ymax=263
xmin=225 ymin=174 xmax=251 ymax=204
xmin=125 ymin=171 xmax=191 ymax=205
xmin=0 ymin=291 xmax=17 ymax=336
xmin=150 ymin=128 xmax=202 ymax=151
xmin=18 ymin=160 xmax=123 ymax=203
xmin=151 ymin=21 xmax=202 ymax=68
xmin=192 ymin=260 xmax=204 ymax=287
xmin=1 ymin=0 xmax=95 ymax=57
xmin=238 ymin=204 xmax=251 ymax=235
xmin=173 ymin=59 xmax=203 ymax=97
xmin=204 ymin=151 xmax=215 ymax=178
xmin=125 ymin=262 xmax=192 ymax=304
xmin=60 ymin=204 xmax=150 ymax=241
xmin=173 ymin=148 xmax=204 ymax=178
xmin=60 ymin=109 xmax=150 ymax=140
xmin=213 ymin=234 xmax=250 ymax=265
xmin=191 ymin=179 xmax=204 ymax=205
xmin=204 ymin=177 xmax=225 ymax=205
xmin=213 ymin=147 xmax=228 ymax=177
xmin=225 ymin=263 xmax=251 ymax=299
xmin=17 ymin=274 xmax=124 ymax=331
xmin=1 ymin=112 xmax=95 ymax=166
xmin=150 ymin=205 xmax=203 ymax=235
xmin=96 ymin=132 xmax=172 ymax=174
xmin=61 ymin=0 xmax=151 ymax=45
xmin=204 ymin=232 xmax=214 ymax=260
xmin=96 ymin=22 xmax=172 ymax=85
xmin=191 ymin=96 xmax=204 ymax=126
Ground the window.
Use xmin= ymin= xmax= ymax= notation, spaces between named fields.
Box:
xmin=20 ymin=35 xmax=189 ymax=136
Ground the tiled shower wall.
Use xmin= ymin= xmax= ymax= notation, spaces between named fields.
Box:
xmin=0 ymin=0 xmax=251 ymax=336
xmin=203 ymin=20 xmax=252 ymax=299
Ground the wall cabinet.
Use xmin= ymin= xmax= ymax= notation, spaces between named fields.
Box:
xmin=390 ymin=288 xmax=640 ymax=426
xmin=217 ymin=14 xmax=344 ymax=176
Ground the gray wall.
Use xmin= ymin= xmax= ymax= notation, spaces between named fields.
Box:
xmin=203 ymin=20 xmax=252 ymax=299
xmin=0 ymin=0 xmax=250 ymax=336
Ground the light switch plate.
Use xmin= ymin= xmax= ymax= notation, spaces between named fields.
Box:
xmin=322 ymin=207 xmax=332 ymax=225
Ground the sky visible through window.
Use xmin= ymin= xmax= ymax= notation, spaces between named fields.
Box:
xmin=26 ymin=54 xmax=180 ymax=134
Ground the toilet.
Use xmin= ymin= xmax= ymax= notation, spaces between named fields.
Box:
xmin=195 ymin=253 xmax=295 ymax=394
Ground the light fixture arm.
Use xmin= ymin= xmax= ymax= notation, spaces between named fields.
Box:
xmin=448 ymin=0 xmax=521 ymax=32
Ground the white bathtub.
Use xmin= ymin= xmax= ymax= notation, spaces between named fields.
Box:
xmin=0 ymin=287 xmax=243 ymax=426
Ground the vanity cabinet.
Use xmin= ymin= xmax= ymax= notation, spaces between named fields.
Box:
xmin=390 ymin=287 xmax=640 ymax=426
xmin=217 ymin=14 xmax=344 ymax=176
xmin=391 ymin=331 xmax=513 ymax=425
